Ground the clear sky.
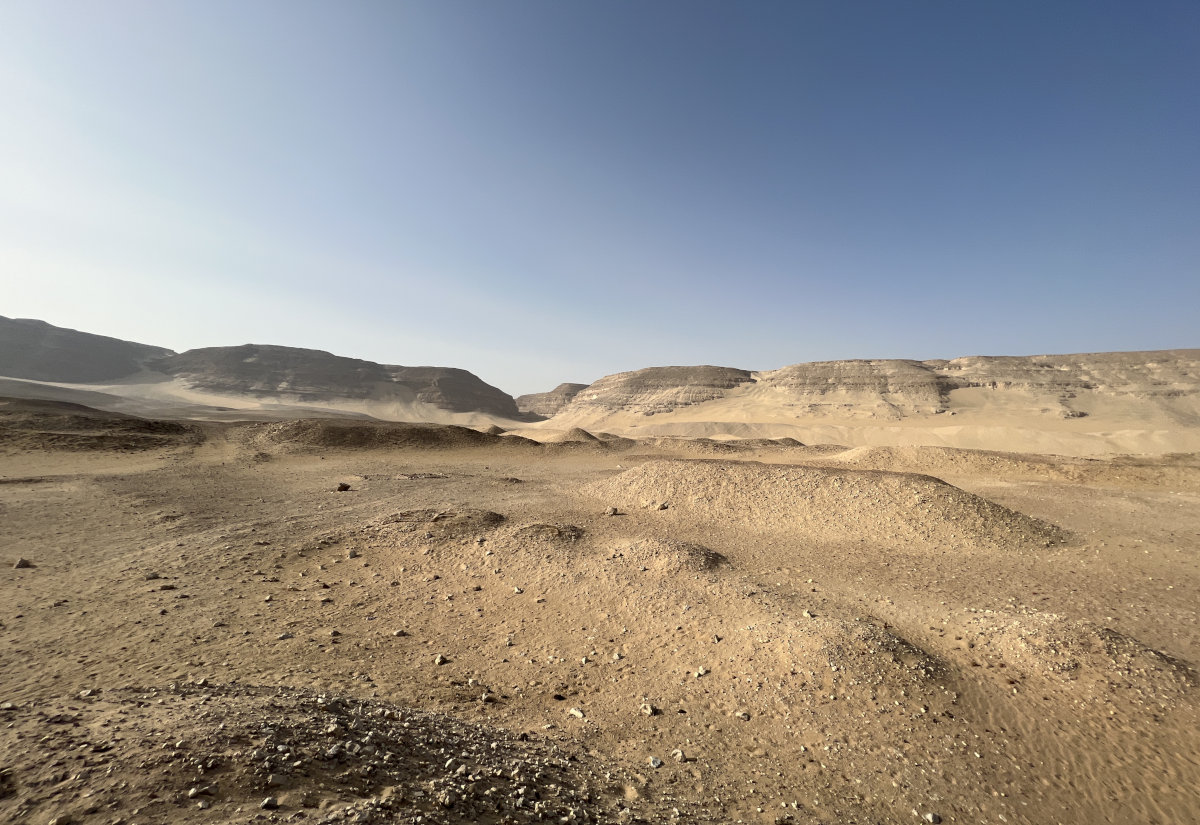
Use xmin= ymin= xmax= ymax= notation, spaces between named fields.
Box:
xmin=1 ymin=1 xmax=1197 ymax=396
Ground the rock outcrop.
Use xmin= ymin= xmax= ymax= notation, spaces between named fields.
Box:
xmin=756 ymin=359 xmax=963 ymax=417
xmin=515 ymin=383 xmax=587 ymax=417
xmin=559 ymin=366 xmax=753 ymax=417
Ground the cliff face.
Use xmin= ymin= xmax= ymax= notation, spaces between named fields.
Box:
xmin=756 ymin=359 xmax=964 ymax=417
xmin=515 ymin=383 xmax=587 ymax=417
xmin=0 ymin=316 xmax=174 ymax=383
xmin=558 ymin=366 xmax=754 ymax=417
xmin=934 ymin=351 xmax=1200 ymax=398
xmin=155 ymin=346 xmax=523 ymax=418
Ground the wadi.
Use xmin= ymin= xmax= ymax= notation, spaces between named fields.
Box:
xmin=2 ymin=317 xmax=1198 ymax=825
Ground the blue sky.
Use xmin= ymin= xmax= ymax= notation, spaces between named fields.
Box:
xmin=1 ymin=1 xmax=1197 ymax=395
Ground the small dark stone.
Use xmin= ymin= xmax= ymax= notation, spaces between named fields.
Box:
xmin=336 ymin=482 xmax=351 ymax=492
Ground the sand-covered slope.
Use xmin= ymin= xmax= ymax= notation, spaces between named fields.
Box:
xmin=0 ymin=316 xmax=173 ymax=382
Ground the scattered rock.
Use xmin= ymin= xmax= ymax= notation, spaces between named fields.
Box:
xmin=13 ymin=557 xmax=33 ymax=569
xmin=671 ymin=749 xmax=685 ymax=762
xmin=260 ymin=796 xmax=279 ymax=809
xmin=605 ymin=507 xmax=619 ymax=516
xmin=647 ymin=756 xmax=663 ymax=769
xmin=568 ymin=707 xmax=585 ymax=719
xmin=640 ymin=703 xmax=658 ymax=717
xmin=336 ymin=482 xmax=351 ymax=492
xmin=347 ymin=548 xmax=359 ymax=559
xmin=923 ymin=814 xmax=942 ymax=824
xmin=434 ymin=654 xmax=449 ymax=666
xmin=734 ymin=711 xmax=751 ymax=721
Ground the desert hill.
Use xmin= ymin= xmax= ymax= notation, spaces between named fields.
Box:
xmin=155 ymin=344 xmax=523 ymax=418
xmin=0 ymin=315 xmax=174 ymax=382
xmin=538 ymin=351 xmax=1200 ymax=455
xmin=4 ymin=318 xmax=1199 ymax=455
xmin=0 ymin=319 xmax=528 ymax=424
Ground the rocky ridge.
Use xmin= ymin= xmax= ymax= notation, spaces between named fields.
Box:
xmin=515 ymin=383 xmax=588 ymax=417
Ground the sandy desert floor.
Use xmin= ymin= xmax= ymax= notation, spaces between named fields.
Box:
xmin=2 ymin=407 xmax=1199 ymax=824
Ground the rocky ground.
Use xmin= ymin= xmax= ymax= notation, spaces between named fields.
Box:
xmin=2 ymin=401 xmax=1199 ymax=824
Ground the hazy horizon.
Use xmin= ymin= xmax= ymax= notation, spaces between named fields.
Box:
xmin=2 ymin=1 xmax=1198 ymax=395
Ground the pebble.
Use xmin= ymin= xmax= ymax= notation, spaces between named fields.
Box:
xmin=13 ymin=558 xmax=33 ymax=569
xmin=336 ymin=483 xmax=351 ymax=492
xmin=640 ymin=703 xmax=658 ymax=716
xmin=647 ymin=756 xmax=663 ymax=769
xmin=671 ymin=749 xmax=685 ymax=762
xmin=434 ymin=654 xmax=449 ymax=666
xmin=347 ymin=549 xmax=359 ymax=559
xmin=568 ymin=708 xmax=585 ymax=719
xmin=734 ymin=711 xmax=751 ymax=721
xmin=513 ymin=587 xmax=524 ymax=594
xmin=923 ymin=815 xmax=942 ymax=824
xmin=260 ymin=796 xmax=279 ymax=809
xmin=604 ymin=507 xmax=618 ymax=516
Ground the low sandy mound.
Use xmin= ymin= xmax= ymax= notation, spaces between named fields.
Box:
xmin=481 ymin=424 xmax=507 ymax=435
xmin=0 ymin=397 xmax=203 ymax=451
xmin=0 ymin=681 xmax=663 ymax=825
xmin=602 ymin=537 xmax=727 ymax=575
xmin=512 ymin=522 xmax=585 ymax=544
xmin=244 ymin=420 xmax=536 ymax=451
xmin=583 ymin=459 xmax=1068 ymax=549
xmin=377 ymin=508 xmax=506 ymax=540
xmin=954 ymin=611 xmax=1194 ymax=705
xmin=633 ymin=436 xmax=806 ymax=457
xmin=540 ymin=427 xmax=600 ymax=443
xmin=817 ymin=445 xmax=1074 ymax=479
xmin=820 ymin=445 xmax=1200 ymax=489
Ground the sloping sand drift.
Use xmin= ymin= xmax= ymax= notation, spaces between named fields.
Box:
xmin=583 ymin=459 xmax=1068 ymax=548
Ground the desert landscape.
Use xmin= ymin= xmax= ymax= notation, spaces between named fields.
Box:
xmin=2 ymin=318 xmax=1199 ymax=824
